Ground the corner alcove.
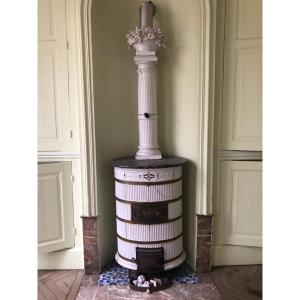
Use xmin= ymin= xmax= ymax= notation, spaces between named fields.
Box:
xmin=91 ymin=0 xmax=207 ymax=270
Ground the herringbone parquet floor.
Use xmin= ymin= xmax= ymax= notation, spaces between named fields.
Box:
xmin=38 ymin=265 xmax=262 ymax=299
xmin=38 ymin=270 xmax=84 ymax=300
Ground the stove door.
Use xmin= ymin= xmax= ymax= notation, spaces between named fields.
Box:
xmin=136 ymin=247 xmax=164 ymax=273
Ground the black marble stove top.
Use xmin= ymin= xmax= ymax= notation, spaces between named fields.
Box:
xmin=111 ymin=156 xmax=187 ymax=169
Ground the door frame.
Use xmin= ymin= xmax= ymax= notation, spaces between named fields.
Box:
xmin=71 ymin=0 xmax=98 ymax=217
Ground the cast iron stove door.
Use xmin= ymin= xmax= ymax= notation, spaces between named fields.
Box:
xmin=136 ymin=247 xmax=164 ymax=273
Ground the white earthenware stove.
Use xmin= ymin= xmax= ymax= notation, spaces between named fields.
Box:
xmin=112 ymin=1 xmax=187 ymax=273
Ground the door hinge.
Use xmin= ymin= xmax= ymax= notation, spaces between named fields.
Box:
xmin=73 ymin=227 xmax=77 ymax=235
xmin=70 ymin=130 xmax=73 ymax=138
xmin=66 ymin=40 xmax=70 ymax=49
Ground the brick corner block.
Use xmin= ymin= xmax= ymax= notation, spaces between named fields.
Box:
xmin=196 ymin=214 xmax=213 ymax=273
xmin=81 ymin=216 xmax=100 ymax=275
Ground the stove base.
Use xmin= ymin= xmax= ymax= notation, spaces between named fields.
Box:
xmin=115 ymin=251 xmax=186 ymax=271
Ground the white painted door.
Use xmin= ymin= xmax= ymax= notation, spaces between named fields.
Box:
xmin=213 ymin=160 xmax=262 ymax=265
xmin=219 ymin=161 xmax=262 ymax=248
xmin=221 ymin=0 xmax=262 ymax=151
xmin=212 ymin=0 xmax=262 ymax=266
xmin=38 ymin=0 xmax=71 ymax=151
xmin=38 ymin=162 xmax=74 ymax=253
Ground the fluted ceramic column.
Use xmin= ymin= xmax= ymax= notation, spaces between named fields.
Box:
xmin=126 ymin=1 xmax=165 ymax=160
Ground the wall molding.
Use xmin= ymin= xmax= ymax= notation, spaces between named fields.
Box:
xmin=75 ymin=0 xmax=98 ymax=216
xmin=196 ymin=0 xmax=216 ymax=216
xmin=214 ymin=150 xmax=262 ymax=159
xmin=38 ymin=152 xmax=80 ymax=160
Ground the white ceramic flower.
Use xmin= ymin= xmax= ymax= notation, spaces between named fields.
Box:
xmin=126 ymin=26 xmax=165 ymax=49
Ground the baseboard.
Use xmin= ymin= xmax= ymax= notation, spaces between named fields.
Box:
xmin=38 ymin=246 xmax=84 ymax=269
xmin=212 ymin=245 xmax=262 ymax=266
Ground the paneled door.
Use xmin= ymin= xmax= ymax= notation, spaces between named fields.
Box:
xmin=213 ymin=159 xmax=262 ymax=265
xmin=221 ymin=0 xmax=262 ymax=150
xmin=38 ymin=0 xmax=70 ymax=151
xmin=38 ymin=162 xmax=74 ymax=253
xmin=212 ymin=0 xmax=262 ymax=265
xmin=220 ymin=161 xmax=262 ymax=245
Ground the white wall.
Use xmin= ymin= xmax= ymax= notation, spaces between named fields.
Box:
xmin=91 ymin=0 xmax=203 ymax=269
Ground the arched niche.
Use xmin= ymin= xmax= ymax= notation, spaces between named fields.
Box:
xmin=85 ymin=0 xmax=212 ymax=270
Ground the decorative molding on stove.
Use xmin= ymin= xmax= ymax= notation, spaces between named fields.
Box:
xmin=114 ymin=167 xmax=182 ymax=183
xmin=126 ymin=26 xmax=165 ymax=49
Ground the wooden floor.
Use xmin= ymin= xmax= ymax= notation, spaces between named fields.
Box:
xmin=210 ymin=265 xmax=262 ymax=300
xmin=38 ymin=265 xmax=262 ymax=299
xmin=38 ymin=270 xmax=84 ymax=300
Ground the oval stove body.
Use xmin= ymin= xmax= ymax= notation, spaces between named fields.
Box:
xmin=112 ymin=157 xmax=187 ymax=271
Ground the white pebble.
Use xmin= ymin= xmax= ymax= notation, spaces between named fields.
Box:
xmin=150 ymin=279 xmax=157 ymax=287
xmin=137 ymin=275 xmax=145 ymax=284
xmin=143 ymin=281 xmax=150 ymax=288
xmin=133 ymin=280 xmax=137 ymax=286
xmin=153 ymin=278 xmax=162 ymax=286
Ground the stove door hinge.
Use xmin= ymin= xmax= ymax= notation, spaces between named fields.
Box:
xmin=66 ymin=40 xmax=70 ymax=49
xmin=70 ymin=130 xmax=73 ymax=139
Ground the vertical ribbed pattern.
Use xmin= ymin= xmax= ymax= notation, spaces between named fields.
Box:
xmin=149 ymin=218 xmax=182 ymax=241
xmin=116 ymin=201 xmax=131 ymax=220
xmin=138 ymin=119 xmax=158 ymax=148
xmin=115 ymin=181 xmax=125 ymax=199
xmin=168 ymin=199 xmax=182 ymax=219
xmin=138 ymin=68 xmax=157 ymax=115
xmin=115 ymin=180 xmax=182 ymax=202
xmin=114 ymin=165 xmax=184 ymax=268
xmin=163 ymin=236 xmax=183 ymax=259
xmin=118 ymin=238 xmax=136 ymax=259
xmin=117 ymin=219 xmax=182 ymax=242
xmin=116 ymin=219 xmax=127 ymax=237
xmin=126 ymin=223 xmax=149 ymax=241
xmin=136 ymin=63 xmax=160 ymax=158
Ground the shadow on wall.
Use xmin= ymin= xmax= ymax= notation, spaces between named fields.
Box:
xmin=92 ymin=0 xmax=141 ymax=269
xmin=155 ymin=1 xmax=198 ymax=267
xmin=91 ymin=0 xmax=201 ymax=270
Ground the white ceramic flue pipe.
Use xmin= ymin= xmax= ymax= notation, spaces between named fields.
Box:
xmin=139 ymin=1 xmax=155 ymax=28
xmin=127 ymin=1 xmax=163 ymax=160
